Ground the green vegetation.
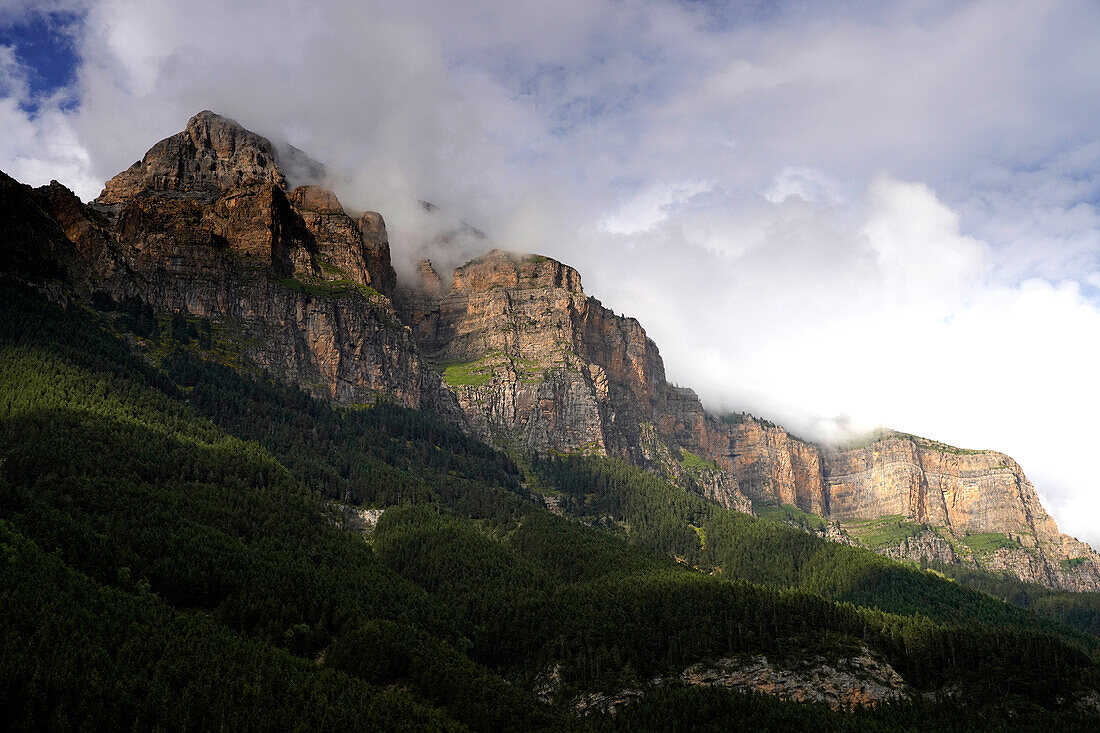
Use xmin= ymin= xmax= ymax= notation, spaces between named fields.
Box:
xmin=843 ymin=515 xmax=929 ymax=550
xmin=932 ymin=563 xmax=1100 ymax=638
xmin=438 ymin=352 xmax=547 ymax=388
xmin=316 ymin=256 xmax=346 ymax=276
xmin=961 ymin=532 xmax=1023 ymax=557
xmin=441 ymin=356 xmax=496 ymax=387
xmin=1064 ymin=557 xmax=1089 ymax=570
xmin=2 ymin=280 xmax=1099 ymax=729
xmin=719 ymin=411 xmax=779 ymax=429
xmin=679 ymin=448 xmax=718 ymax=471
xmin=275 ymin=276 xmax=381 ymax=299
xmin=833 ymin=429 xmax=987 ymax=455
xmin=904 ymin=432 xmax=987 ymax=455
xmin=753 ymin=502 xmax=829 ymax=533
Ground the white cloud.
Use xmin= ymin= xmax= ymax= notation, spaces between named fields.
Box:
xmin=764 ymin=167 xmax=844 ymax=206
xmin=863 ymin=175 xmax=989 ymax=310
xmin=602 ymin=180 xmax=713 ymax=235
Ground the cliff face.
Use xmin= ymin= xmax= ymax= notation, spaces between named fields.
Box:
xmin=395 ymin=250 xmax=732 ymax=490
xmin=95 ymin=110 xmax=287 ymax=205
xmin=17 ymin=111 xmax=456 ymax=416
xmin=396 ymin=248 xmax=1099 ymax=591
xmin=698 ymin=418 xmax=1100 ymax=591
xmin=7 ymin=109 xmax=1096 ymax=592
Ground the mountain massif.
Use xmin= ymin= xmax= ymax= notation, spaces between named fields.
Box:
xmin=6 ymin=109 xmax=1098 ymax=592
xmin=4 ymin=110 xmax=1100 ymax=730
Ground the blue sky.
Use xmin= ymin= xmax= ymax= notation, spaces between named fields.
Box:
xmin=2 ymin=0 xmax=1100 ymax=548
xmin=0 ymin=7 xmax=79 ymax=105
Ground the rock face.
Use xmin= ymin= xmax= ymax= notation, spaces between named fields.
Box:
xmin=704 ymin=420 xmax=1100 ymax=591
xmin=566 ymin=649 xmax=908 ymax=715
xmin=679 ymin=651 xmax=909 ymax=710
xmin=19 ymin=111 xmax=457 ymax=416
xmin=288 ymin=185 xmax=398 ymax=296
xmin=1 ymin=171 xmax=83 ymax=281
xmin=396 ymin=249 xmax=739 ymax=499
xmin=877 ymin=530 xmax=960 ymax=565
xmin=396 ymin=248 xmax=1100 ymax=591
xmin=96 ymin=111 xmax=287 ymax=205
xmin=7 ymin=109 xmax=1098 ymax=593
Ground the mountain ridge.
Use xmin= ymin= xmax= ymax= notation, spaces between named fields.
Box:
xmin=6 ymin=112 xmax=1100 ymax=727
xmin=4 ymin=108 xmax=1097 ymax=592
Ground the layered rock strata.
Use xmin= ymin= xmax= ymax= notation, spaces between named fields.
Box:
xmin=703 ymin=419 xmax=1100 ymax=591
xmin=7 ymin=108 xmax=1097 ymax=592
xmin=395 ymin=250 xmax=730 ymax=489
xmin=11 ymin=111 xmax=456 ymax=416
xmin=397 ymin=248 xmax=1099 ymax=591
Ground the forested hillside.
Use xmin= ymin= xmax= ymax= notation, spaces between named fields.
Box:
xmin=2 ymin=279 xmax=1100 ymax=730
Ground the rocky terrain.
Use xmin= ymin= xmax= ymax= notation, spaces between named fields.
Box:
xmin=4 ymin=111 xmax=456 ymax=416
xmin=710 ymin=421 xmax=1100 ymax=591
xmin=395 ymin=247 xmax=1100 ymax=590
xmin=566 ymin=649 xmax=909 ymax=715
xmin=678 ymin=650 xmax=909 ymax=710
xmin=5 ymin=108 xmax=1099 ymax=592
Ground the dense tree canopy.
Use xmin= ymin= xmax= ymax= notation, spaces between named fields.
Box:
xmin=2 ymin=280 xmax=1099 ymax=730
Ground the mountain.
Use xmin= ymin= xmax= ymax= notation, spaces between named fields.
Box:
xmin=9 ymin=109 xmax=1100 ymax=592
xmin=5 ymin=110 xmax=1100 ymax=729
xmin=7 ymin=109 xmax=1099 ymax=592
xmin=29 ymin=110 xmax=456 ymax=417
xmin=397 ymin=245 xmax=1100 ymax=592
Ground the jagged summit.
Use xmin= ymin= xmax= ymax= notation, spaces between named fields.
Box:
xmin=95 ymin=110 xmax=287 ymax=205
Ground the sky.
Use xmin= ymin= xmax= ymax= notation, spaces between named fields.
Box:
xmin=2 ymin=0 xmax=1099 ymax=549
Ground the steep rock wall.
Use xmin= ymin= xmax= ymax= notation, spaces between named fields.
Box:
xmin=44 ymin=112 xmax=457 ymax=417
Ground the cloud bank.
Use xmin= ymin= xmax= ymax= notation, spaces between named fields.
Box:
xmin=3 ymin=0 xmax=1100 ymax=547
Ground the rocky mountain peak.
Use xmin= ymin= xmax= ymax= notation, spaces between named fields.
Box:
xmin=13 ymin=108 xmax=1100 ymax=593
xmin=415 ymin=259 xmax=445 ymax=297
xmin=94 ymin=110 xmax=287 ymax=205
xmin=288 ymin=184 xmax=345 ymax=215
xmin=451 ymin=249 xmax=583 ymax=294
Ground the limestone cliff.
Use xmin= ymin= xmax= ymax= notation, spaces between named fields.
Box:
xmin=394 ymin=249 xmax=748 ymax=506
xmin=7 ymin=109 xmax=1097 ymax=593
xmin=701 ymin=418 xmax=1100 ymax=592
xmin=396 ymin=248 xmax=1098 ymax=591
xmin=95 ymin=110 xmax=287 ymax=205
xmin=12 ymin=111 xmax=456 ymax=416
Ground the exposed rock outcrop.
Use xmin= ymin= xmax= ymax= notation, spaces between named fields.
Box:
xmin=396 ymin=249 xmax=733 ymax=495
xmin=288 ymin=185 xmax=397 ymax=295
xmin=679 ymin=650 xmax=909 ymax=710
xmin=566 ymin=649 xmax=908 ymax=715
xmin=95 ymin=110 xmax=286 ymax=205
xmin=395 ymin=247 xmax=1100 ymax=591
xmin=21 ymin=111 xmax=458 ymax=417
xmin=705 ymin=419 xmax=1100 ymax=591
xmin=8 ymin=109 xmax=1098 ymax=593
xmin=877 ymin=529 xmax=960 ymax=565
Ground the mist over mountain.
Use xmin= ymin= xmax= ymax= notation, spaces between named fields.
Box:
xmin=4 ymin=2 xmax=1100 ymax=729
xmin=5 ymin=0 xmax=1098 ymax=549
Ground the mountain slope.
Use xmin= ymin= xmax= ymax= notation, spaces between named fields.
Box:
xmin=2 ymin=280 xmax=1099 ymax=730
xmin=5 ymin=108 xmax=1100 ymax=727
xmin=397 ymin=248 xmax=1100 ymax=591
xmin=5 ymin=108 xmax=1098 ymax=592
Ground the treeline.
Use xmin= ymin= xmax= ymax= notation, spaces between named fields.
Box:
xmin=531 ymin=454 xmax=1100 ymax=650
xmin=0 ymin=282 xmax=564 ymax=731
xmin=934 ymin=563 xmax=1100 ymax=637
xmin=2 ymin=280 xmax=1099 ymax=729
